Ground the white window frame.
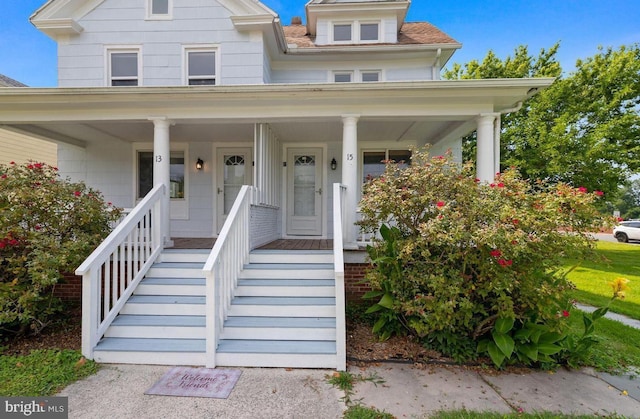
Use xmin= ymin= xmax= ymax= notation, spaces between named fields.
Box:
xmin=183 ymin=45 xmax=220 ymax=86
xmin=361 ymin=70 xmax=382 ymax=82
xmin=333 ymin=71 xmax=354 ymax=83
xmin=133 ymin=142 xmax=189 ymax=220
xmin=361 ymin=148 xmax=412 ymax=183
xmin=146 ymin=0 xmax=173 ymax=20
xmin=331 ymin=22 xmax=353 ymax=43
xmin=106 ymin=46 xmax=142 ymax=87
xmin=331 ymin=20 xmax=382 ymax=44
xmin=330 ymin=69 xmax=383 ymax=83
xmin=359 ymin=22 xmax=380 ymax=42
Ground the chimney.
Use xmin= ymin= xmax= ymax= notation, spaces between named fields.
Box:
xmin=291 ymin=16 xmax=302 ymax=25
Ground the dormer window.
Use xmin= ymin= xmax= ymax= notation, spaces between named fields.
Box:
xmin=333 ymin=24 xmax=352 ymax=42
xmin=360 ymin=23 xmax=379 ymax=42
xmin=331 ymin=21 xmax=381 ymax=44
xmin=147 ymin=0 xmax=172 ymax=20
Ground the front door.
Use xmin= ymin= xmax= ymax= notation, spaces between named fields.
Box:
xmin=286 ymin=148 xmax=323 ymax=236
xmin=216 ymin=148 xmax=252 ymax=233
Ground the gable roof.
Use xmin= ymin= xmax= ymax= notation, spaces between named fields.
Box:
xmin=0 ymin=74 xmax=27 ymax=87
xmin=283 ymin=22 xmax=459 ymax=48
xmin=31 ymin=0 xmax=278 ymax=39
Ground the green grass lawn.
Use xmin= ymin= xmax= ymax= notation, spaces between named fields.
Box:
xmin=565 ymin=241 xmax=640 ymax=320
xmin=0 ymin=349 xmax=99 ymax=396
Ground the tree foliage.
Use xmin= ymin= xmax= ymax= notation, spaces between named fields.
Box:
xmin=358 ymin=147 xmax=610 ymax=364
xmin=444 ymin=43 xmax=640 ymax=199
xmin=0 ymin=162 xmax=121 ymax=334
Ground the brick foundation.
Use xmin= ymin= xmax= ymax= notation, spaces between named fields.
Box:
xmin=344 ymin=262 xmax=373 ymax=303
xmin=52 ymin=273 xmax=83 ymax=302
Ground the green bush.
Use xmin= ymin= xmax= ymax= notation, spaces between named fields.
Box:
xmin=358 ymin=147 xmax=609 ymax=364
xmin=0 ymin=162 xmax=120 ymax=334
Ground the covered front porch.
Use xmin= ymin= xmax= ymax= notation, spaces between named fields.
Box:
xmin=0 ymin=79 xmax=553 ymax=369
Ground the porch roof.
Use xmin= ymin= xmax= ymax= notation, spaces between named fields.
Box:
xmin=0 ymin=79 xmax=553 ymax=147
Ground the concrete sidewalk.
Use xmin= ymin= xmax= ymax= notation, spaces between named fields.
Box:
xmin=58 ymin=362 xmax=640 ymax=418
xmin=351 ymin=363 xmax=640 ymax=418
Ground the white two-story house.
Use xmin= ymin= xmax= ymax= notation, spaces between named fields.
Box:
xmin=0 ymin=0 xmax=552 ymax=370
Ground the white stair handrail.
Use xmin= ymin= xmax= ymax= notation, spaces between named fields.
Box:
xmin=76 ymin=184 xmax=165 ymax=360
xmin=333 ymin=183 xmax=347 ymax=371
xmin=203 ymin=185 xmax=254 ymax=368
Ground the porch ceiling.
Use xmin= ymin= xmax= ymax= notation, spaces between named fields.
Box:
xmin=0 ymin=79 xmax=554 ymax=146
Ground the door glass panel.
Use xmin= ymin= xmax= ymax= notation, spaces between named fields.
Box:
xmin=223 ymin=155 xmax=245 ymax=215
xmin=169 ymin=152 xmax=184 ymax=199
xmin=293 ymin=155 xmax=316 ymax=216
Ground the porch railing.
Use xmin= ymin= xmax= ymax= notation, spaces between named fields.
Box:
xmin=203 ymin=185 xmax=254 ymax=368
xmin=76 ymin=184 xmax=165 ymax=359
xmin=333 ymin=183 xmax=347 ymax=371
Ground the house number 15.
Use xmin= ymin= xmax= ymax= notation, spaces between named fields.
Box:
xmin=346 ymin=153 xmax=354 ymax=161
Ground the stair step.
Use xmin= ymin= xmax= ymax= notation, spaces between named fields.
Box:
xmin=249 ymin=250 xmax=333 ymax=264
xmin=239 ymin=264 xmax=333 ymax=279
xmin=228 ymin=296 xmax=336 ymax=317
xmin=95 ymin=337 xmax=205 ymax=352
xmin=147 ymin=262 xmax=205 ymax=278
xmin=121 ymin=295 xmax=205 ymax=315
xmin=217 ymin=339 xmax=336 ymax=354
xmin=162 ymin=249 xmax=209 ymax=263
xmin=236 ymin=278 xmax=334 ymax=297
xmin=111 ymin=314 xmax=205 ymax=327
xmin=221 ymin=316 xmax=335 ymax=340
xmin=135 ymin=277 xmax=205 ymax=296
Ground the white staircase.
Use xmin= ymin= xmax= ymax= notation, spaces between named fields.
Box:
xmin=92 ymin=248 xmax=338 ymax=368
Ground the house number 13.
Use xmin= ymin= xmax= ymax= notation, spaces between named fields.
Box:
xmin=155 ymin=155 xmax=163 ymax=162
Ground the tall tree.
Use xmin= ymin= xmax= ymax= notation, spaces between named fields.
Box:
xmin=444 ymin=44 xmax=640 ymax=198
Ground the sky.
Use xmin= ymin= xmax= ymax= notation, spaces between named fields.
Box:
xmin=1 ymin=0 xmax=639 ymax=87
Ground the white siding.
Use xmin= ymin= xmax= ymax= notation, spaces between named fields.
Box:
xmin=58 ymin=0 xmax=265 ymax=87
xmin=0 ymin=129 xmax=57 ymax=166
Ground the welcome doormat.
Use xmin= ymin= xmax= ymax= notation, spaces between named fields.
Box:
xmin=145 ymin=367 xmax=242 ymax=398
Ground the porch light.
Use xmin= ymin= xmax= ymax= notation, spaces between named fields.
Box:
xmin=196 ymin=158 xmax=204 ymax=170
xmin=331 ymin=158 xmax=337 ymax=170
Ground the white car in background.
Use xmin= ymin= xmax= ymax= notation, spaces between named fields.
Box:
xmin=613 ymin=220 xmax=640 ymax=243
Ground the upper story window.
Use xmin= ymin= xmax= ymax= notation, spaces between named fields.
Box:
xmin=184 ymin=47 xmax=218 ymax=85
xmin=362 ymin=71 xmax=380 ymax=82
xmin=108 ymin=48 xmax=141 ymax=86
xmin=331 ymin=21 xmax=380 ymax=44
xmin=334 ymin=72 xmax=353 ymax=83
xmin=360 ymin=23 xmax=379 ymax=42
xmin=332 ymin=70 xmax=382 ymax=83
xmin=147 ymin=0 xmax=172 ymax=19
xmin=333 ymin=24 xmax=352 ymax=42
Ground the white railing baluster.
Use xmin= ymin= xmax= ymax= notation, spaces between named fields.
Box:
xmin=203 ymin=185 xmax=253 ymax=369
xmin=333 ymin=183 xmax=347 ymax=371
xmin=77 ymin=184 xmax=166 ymax=360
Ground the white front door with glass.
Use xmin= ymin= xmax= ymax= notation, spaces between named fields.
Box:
xmin=216 ymin=148 xmax=252 ymax=233
xmin=286 ymin=148 xmax=323 ymax=236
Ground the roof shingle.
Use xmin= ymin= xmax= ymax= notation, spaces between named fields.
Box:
xmin=0 ymin=74 xmax=27 ymax=87
xmin=283 ymin=22 xmax=459 ymax=48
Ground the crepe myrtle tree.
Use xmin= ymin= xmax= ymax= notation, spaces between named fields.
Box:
xmin=0 ymin=161 xmax=121 ymax=334
xmin=357 ymin=147 xmax=610 ymax=363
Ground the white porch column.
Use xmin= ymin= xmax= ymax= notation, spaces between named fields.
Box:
xmin=476 ymin=113 xmax=497 ymax=182
xmin=493 ymin=113 xmax=501 ymax=175
xmin=150 ymin=117 xmax=173 ymax=247
xmin=341 ymin=115 xmax=359 ymax=249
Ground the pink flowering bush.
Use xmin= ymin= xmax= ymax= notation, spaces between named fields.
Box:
xmin=0 ymin=162 xmax=121 ymax=334
xmin=358 ymin=147 xmax=610 ymax=363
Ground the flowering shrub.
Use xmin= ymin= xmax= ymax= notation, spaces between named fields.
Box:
xmin=0 ymin=162 xmax=121 ymax=334
xmin=358 ymin=147 xmax=609 ymax=362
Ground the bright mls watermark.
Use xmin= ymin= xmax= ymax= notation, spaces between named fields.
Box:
xmin=1 ymin=397 xmax=68 ymax=418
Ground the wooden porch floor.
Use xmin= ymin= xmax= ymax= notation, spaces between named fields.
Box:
xmin=168 ymin=238 xmax=333 ymax=250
